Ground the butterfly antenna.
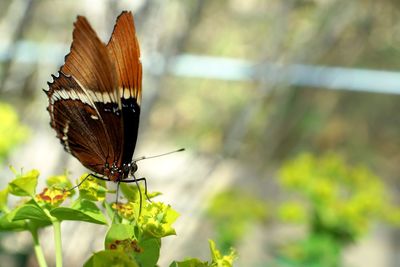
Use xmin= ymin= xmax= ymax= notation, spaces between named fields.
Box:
xmin=133 ymin=148 xmax=185 ymax=162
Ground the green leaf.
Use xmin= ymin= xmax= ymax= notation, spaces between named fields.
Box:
xmin=0 ymin=213 xmax=28 ymax=231
xmin=120 ymin=183 xmax=161 ymax=202
xmin=169 ymin=241 xmax=236 ymax=267
xmin=169 ymin=259 xmax=208 ymax=267
xmin=209 ymin=240 xmax=236 ymax=267
xmin=1 ymin=201 xmax=53 ymax=230
xmin=140 ymin=202 xmax=179 ymax=238
xmin=105 ymin=224 xmax=136 ymax=248
xmin=103 ymin=201 xmax=121 ymax=223
xmin=11 ymin=203 xmax=52 ymax=225
xmin=83 ymin=250 xmax=139 ymax=267
xmin=78 ymin=174 xmax=107 ymax=201
xmin=28 ymin=219 xmax=55 ymax=230
xmin=50 ymin=199 xmax=107 ymax=225
xmin=47 ymin=174 xmax=73 ymax=190
xmin=8 ymin=169 xmax=39 ymax=197
xmin=120 ymin=184 xmax=141 ymax=203
xmin=135 ymin=237 xmax=161 ymax=267
xmin=0 ymin=188 xmax=9 ymax=212
xmin=105 ymin=224 xmax=160 ymax=266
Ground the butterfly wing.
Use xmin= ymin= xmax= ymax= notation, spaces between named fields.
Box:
xmin=107 ymin=11 xmax=142 ymax=165
xmin=46 ymin=72 xmax=115 ymax=173
xmin=46 ymin=15 xmax=124 ymax=175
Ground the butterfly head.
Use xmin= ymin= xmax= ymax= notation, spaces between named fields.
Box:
xmin=104 ymin=161 xmax=139 ymax=182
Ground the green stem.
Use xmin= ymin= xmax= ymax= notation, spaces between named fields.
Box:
xmin=52 ymin=220 xmax=63 ymax=267
xmin=29 ymin=225 xmax=48 ymax=267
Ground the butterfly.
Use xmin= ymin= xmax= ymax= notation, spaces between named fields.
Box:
xmin=45 ymin=11 xmax=144 ymax=184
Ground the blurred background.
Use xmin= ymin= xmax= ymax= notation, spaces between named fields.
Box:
xmin=0 ymin=0 xmax=400 ymax=266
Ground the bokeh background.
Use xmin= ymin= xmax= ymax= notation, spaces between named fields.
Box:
xmin=1 ymin=0 xmax=400 ymax=266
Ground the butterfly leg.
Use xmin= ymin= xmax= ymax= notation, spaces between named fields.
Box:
xmin=121 ymin=177 xmax=152 ymax=217
xmin=121 ymin=177 xmax=151 ymax=202
xmin=90 ymin=173 xmax=110 ymax=181
xmin=67 ymin=173 xmax=99 ymax=192
xmin=89 ymin=174 xmax=135 ymax=218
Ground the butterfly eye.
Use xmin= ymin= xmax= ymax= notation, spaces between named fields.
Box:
xmin=130 ymin=162 xmax=138 ymax=174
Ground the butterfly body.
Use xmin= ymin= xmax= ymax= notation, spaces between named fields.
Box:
xmin=45 ymin=11 xmax=142 ymax=182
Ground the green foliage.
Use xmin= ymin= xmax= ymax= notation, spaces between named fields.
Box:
xmin=276 ymin=152 xmax=400 ymax=266
xmin=275 ymin=234 xmax=340 ymax=267
xmin=0 ymin=169 xmax=236 ymax=267
xmin=8 ymin=169 xmax=39 ymax=197
xmin=140 ymin=202 xmax=179 ymax=238
xmin=83 ymin=250 xmax=139 ymax=267
xmin=0 ymin=170 xmax=107 ymax=235
xmin=101 ymin=223 xmax=159 ymax=266
xmin=92 ymin=185 xmax=179 ymax=267
xmin=170 ymin=240 xmax=236 ymax=267
xmin=51 ymin=200 xmax=107 ymax=224
xmin=207 ymin=189 xmax=267 ymax=253
xmin=78 ymin=174 xmax=107 ymax=201
xmin=279 ymin=152 xmax=399 ymax=242
xmin=278 ymin=201 xmax=307 ymax=223
xmin=0 ymin=102 xmax=29 ymax=163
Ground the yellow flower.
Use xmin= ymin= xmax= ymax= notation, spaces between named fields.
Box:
xmin=35 ymin=187 xmax=70 ymax=207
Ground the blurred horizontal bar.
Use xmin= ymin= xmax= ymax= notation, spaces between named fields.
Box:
xmin=1 ymin=41 xmax=400 ymax=95
xmin=169 ymin=55 xmax=400 ymax=95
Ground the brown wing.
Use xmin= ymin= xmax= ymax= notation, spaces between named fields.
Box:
xmin=46 ymin=15 xmax=125 ymax=173
xmin=46 ymin=72 xmax=118 ymax=174
xmin=107 ymin=11 xmax=142 ymax=103
xmin=62 ymin=15 xmax=118 ymax=97
xmin=107 ymin=11 xmax=142 ymax=164
xmin=64 ymin=15 xmax=125 ymax=163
